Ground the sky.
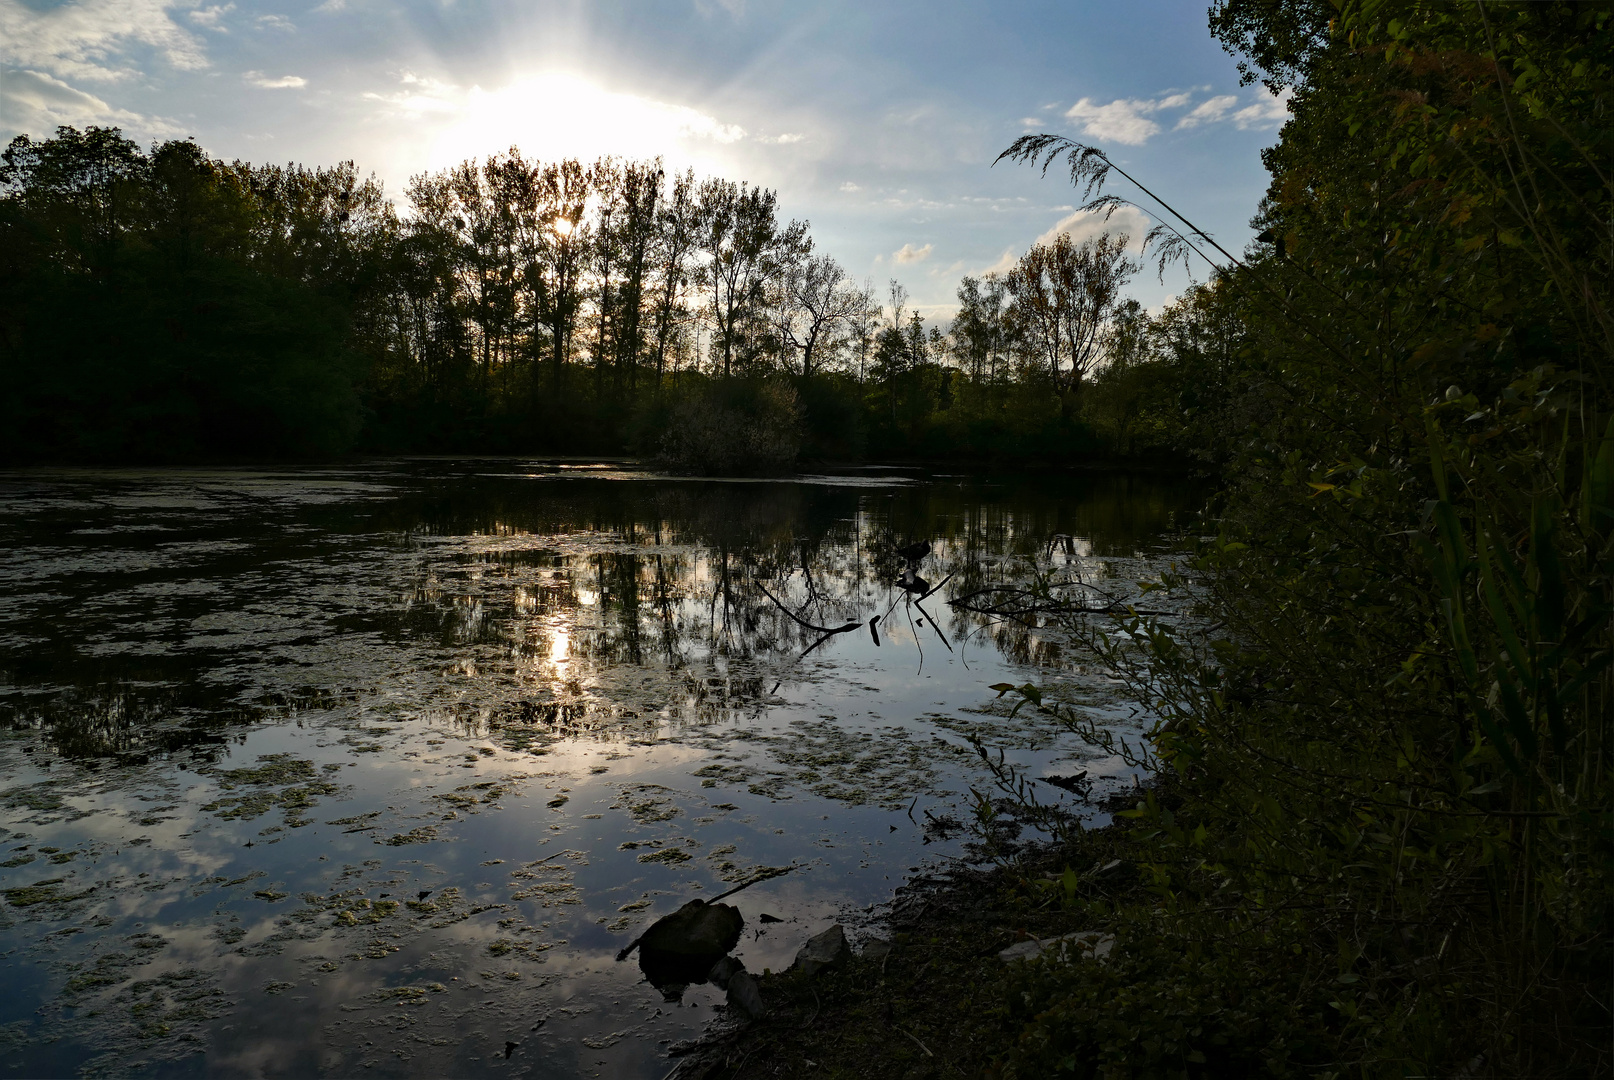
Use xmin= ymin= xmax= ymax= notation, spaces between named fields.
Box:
xmin=0 ymin=0 xmax=1289 ymax=318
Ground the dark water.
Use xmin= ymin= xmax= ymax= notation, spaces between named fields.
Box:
xmin=0 ymin=460 xmax=1201 ymax=1078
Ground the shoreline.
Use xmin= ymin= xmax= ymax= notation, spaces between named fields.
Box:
xmin=668 ymin=802 xmax=1144 ymax=1080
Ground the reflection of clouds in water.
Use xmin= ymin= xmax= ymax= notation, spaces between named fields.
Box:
xmin=0 ymin=462 xmax=1201 ymax=1076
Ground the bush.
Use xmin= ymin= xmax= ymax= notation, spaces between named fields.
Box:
xmin=656 ymin=376 xmax=803 ymax=474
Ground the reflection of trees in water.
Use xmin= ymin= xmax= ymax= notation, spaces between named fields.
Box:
xmin=2 ymin=666 xmax=254 ymax=762
xmin=423 ymin=475 xmax=1195 ymax=740
xmin=4 ymin=468 xmax=1201 ymax=757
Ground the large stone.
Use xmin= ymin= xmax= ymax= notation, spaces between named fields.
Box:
xmin=997 ymin=931 xmax=1114 ymax=964
xmin=792 ymin=924 xmax=850 ymax=976
xmin=631 ymin=900 xmax=745 ymax=992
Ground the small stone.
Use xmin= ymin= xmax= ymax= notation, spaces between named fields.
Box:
xmin=793 ymin=924 xmax=850 ymax=976
xmin=997 ymin=931 xmax=1114 ymax=964
xmin=726 ymin=971 xmax=765 ymax=1019
xmin=861 ymin=938 xmax=892 ymax=962
xmin=707 ymin=955 xmax=743 ymax=987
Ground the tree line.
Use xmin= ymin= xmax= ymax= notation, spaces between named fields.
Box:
xmin=0 ymin=126 xmax=1170 ymax=467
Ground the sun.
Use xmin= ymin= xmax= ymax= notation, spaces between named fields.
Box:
xmin=429 ymin=72 xmax=744 ymax=168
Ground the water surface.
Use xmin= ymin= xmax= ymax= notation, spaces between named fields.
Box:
xmin=0 ymin=460 xmax=1200 ymax=1078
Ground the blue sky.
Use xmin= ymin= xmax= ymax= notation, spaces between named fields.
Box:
xmin=1 ymin=0 xmax=1288 ymax=316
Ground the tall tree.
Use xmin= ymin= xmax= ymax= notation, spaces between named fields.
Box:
xmin=1005 ymin=232 xmax=1138 ymax=396
xmin=649 ymin=168 xmax=700 ymax=388
xmin=697 ymin=179 xmax=804 ymax=377
xmin=773 ymin=251 xmax=863 ymax=378
xmin=531 ymin=158 xmax=591 ymax=395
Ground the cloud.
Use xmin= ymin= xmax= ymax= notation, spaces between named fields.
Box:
xmin=894 ymin=243 xmax=933 ymax=265
xmin=1232 ymin=86 xmax=1292 ymax=129
xmin=758 ymin=132 xmax=804 ymax=144
xmin=694 ymin=0 xmax=746 ymax=17
xmin=1036 ymin=206 xmax=1151 ymax=252
xmin=244 ymin=71 xmax=306 ymax=89
xmin=1062 ymin=87 xmax=1293 ymax=144
xmin=0 ymin=66 xmax=179 ymax=139
xmin=978 ymin=248 xmax=1018 ymax=276
xmin=188 ymin=4 xmax=234 ymax=31
xmin=839 ymin=181 xmax=860 ymax=193
xmin=1175 ymin=94 xmax=1237 ymax=130
xmin=1064 ymin=96 xmax=1170 ymax=145
xmin=255 ymin=14 xmax=294 ymax=31
xmin=0 ymin=0 xmax=208 ymax=82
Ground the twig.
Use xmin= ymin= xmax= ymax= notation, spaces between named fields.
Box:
xmin=912 ymin=597 xmax=953 ymax=653
xmin=707 ymin=864 xmax=799 ymax=904
xmin=899 ymin=1027 xmax=935 ymax=1057
xmin=756 ymin=581 xmax=860 ymax=636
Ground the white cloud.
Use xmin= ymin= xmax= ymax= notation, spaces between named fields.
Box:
xmin=894 ymin=242 xmax=933 ymax=265
xmin=188 ymin=4 xmax=234 ymax=31
xmin=0 ymin=0 xmax=208 ymax=82
xmin=978 ymin=248 xmax=1017 ymax=277
xmin=1175 ymin=94 xmax=1237 ymax=130
xmin=759 ymin=132 xmax=804 ymax=144
xmin=244 ymin=71 xmax=305 ymax=89
xmin=1233 ymin=86 xmax=1292 ymax=129
xmin=1035 ymin=206 xmax=1151 ymax=252
xmin=839 ymin=181 xmax=860 ymax=192
xmin=255 ymin=14 xmax=294 ymax=31
xmin=0 ymin=66 xmax=179 ymax=139
xmin=1064 ymin=96 xmax=1169 ymax=146
xmin=1062 ymin=87 xmax=1293 ymax=144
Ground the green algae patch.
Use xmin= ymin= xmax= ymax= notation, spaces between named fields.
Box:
xmin=4 ymin=878 xmax=94 ymax=908
xmin=405 ymin=886 xmax=463 ymax=915
xmin=636 ymin=848 xmax=692 ymax=865
xmin=215 ymin=755 xmax=318 ymax=787
xmin=60 ymin=933 xmax=168 ymax=998
xmin=0 ymin=784 xmax=70 ymax=822
xmin=333 ymin=898 xmax=399 ymax=926
xmin=380 ymin=826 xmax=438 ymax=846
xmin=509 ymin=853 xmax=583 ymax=907
xmin=199 ymin=755 xmax=341 ymax=823
xmin=616 ymin=785 xmax=681 ymax=824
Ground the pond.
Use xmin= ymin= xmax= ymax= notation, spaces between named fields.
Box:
xmin=0 ymin=460 xmax=1202 ymax=1078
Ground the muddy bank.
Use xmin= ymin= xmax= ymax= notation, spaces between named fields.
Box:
xmin=666 ymin=804 xmax=1145 ymax=1080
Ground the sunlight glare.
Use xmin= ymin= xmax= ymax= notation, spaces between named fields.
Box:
xmin=429 ymin=72 xmax=744 ymax=169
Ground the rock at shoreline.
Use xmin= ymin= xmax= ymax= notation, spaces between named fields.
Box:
xmin=706 ymin=954 xmax=744 ymax=987
xmin=861 ymin=938 xmax=892 ymax=962
xmin=997 ymin=930 xmax=1114 ymax=964
xmin=726 ymin=971 xmax=765 ymax=1018
xmin=625 ymin=899 xmax=745 ymax=995
xmin=792 ymin=924 xmax=851 ymax=976
xmin=706 ymin=954 xmax=766 ymax=1020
